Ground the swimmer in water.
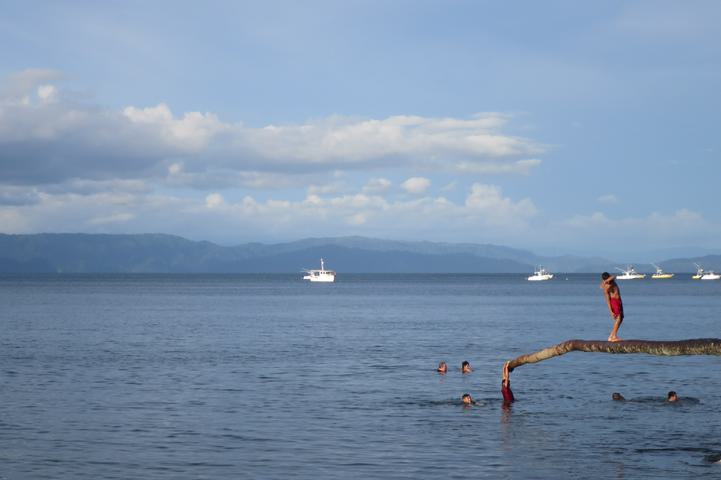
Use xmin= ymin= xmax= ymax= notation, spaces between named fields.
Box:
xmin=612 ymin=392 xmax=625 ymax=401
xmin=667 ymin=391 xmax=678 ymax=403
xmin=437 ymin=361 xmax=447 ymax=374
xmin=462 ymin=393 xmax=477 ymax=406
xmin=501 ymin=361 xmax=515 ymax=404
xmin=601 ymin=272 xmax=624 ymax=342
xmin=461 ymin=360 xmax=472 ymax=374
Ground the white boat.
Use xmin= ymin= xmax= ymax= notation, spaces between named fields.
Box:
xmin=651 ymin=264 xmax=674 ymax=279
xmin=615 ymin=266 xmax=646 ymax=280
xmin=303 ymin=258 xmax=336 ymax=283
xmin=527 ymin=266 xmax=553 ymax=281
xmin=692 ymin=263 xmax=705 ymax=280
xmin=700 ymin=271 xmax=721 ymax=280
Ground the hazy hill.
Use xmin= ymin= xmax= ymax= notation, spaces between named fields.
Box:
xmin=658 ymin=255 xmax=721 ymax=273
xmin=0 ymin=233 xmax=636 ymax=273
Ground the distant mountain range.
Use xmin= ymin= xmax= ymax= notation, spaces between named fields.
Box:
xmin=0 ymin=233 xmax=718 ymax=274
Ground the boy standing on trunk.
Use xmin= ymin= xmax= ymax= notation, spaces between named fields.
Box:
xmin=601 ymin=272 xmax=624 ymax=342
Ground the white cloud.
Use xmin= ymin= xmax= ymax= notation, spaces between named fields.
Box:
xmin=0 ymin=69 xmax=62 ymax=103
xmin=239 ymin=114 xmax=542 ymax=168
xmin=0 ymin=189 xmax=187 ymax=236
xmin=0 ymin=182 xmax=537 ymax=243
xmin=465 ymin=183 xmax=537 ymax=225
xmin=191 ymin=184 xmax=536 ymax=239
xmin=0 ymin=70 xmax=550 ymax=245
xmin=179 ymin=182 xmax=537 ymax=240
xmin=7 ymin=178 xmax=720 ymax=251
xmin=122 ymin=103 xmax=226 ymax=151
xmin=166 ymin=169 xmax=308 ymax=190
xmin=37 ymin=85 xmax=58 ymax=103
xmin=455 ymin=158 xmax=541 ymax=175
xmin=0 ymin=71 xmax=544 ymax=188
xmin=401 ymin=177 xmax=431 ymax=194
xmin=597 ymin=193 xmax=619 ymax=204
xmin=307 ymin=182 xmax=348 ymax=195
xmin=168 ymin=162 xmax=183 ymax=175
xmin=362 ymin=177 xmax=392 ymax=194
xmin=205 ymin=193 xmax=225 ymax=208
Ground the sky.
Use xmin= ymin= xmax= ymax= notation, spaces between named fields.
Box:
xmin=1 ymin=0 xmax=720 ymax=257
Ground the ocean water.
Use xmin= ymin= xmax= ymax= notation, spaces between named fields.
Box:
xmin=1 ymin=274 xmax=721 ymax=479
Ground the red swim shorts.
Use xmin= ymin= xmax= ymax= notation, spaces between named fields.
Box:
xmin=610 ymin=297 xmax=623 ymax=317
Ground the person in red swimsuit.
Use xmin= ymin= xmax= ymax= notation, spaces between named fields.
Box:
xmin=601 ymin=272 xmax=624 ymax=342
xmin=501 ymin=361 xmax=515 ymax=405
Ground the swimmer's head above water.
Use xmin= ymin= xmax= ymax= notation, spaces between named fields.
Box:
xmin=437 ymin=361 xmax=447 ymax=374
xmin=667 ymin=391 xmax=678 ymax=402
xmin=461 ymin=361 xmax=472 ymax=374
xmin=462 ymin=393 xmax=474 ymax=406
xmin=612 ymin=392 xmax=625 ymax=401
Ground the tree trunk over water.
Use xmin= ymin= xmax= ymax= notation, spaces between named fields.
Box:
xmin=506 ymin=338 xmax=721 ymax=374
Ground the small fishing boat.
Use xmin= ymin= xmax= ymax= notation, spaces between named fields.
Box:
xmin=527 ymin=266 xmax=554 ymax=281
xmin=700 ymin=271 xmax=721 ymax=280
xmin=691 ymin=263 xmax=719 ymax=280
xmin=651 ymin=264 xmax=674 ymax=279
xmin=615 ymin=266 xmax=646 ymax=280
xmin=303 ymin=258 xmax=336 ymax=283
xmin=692 ymin=263 xmax=705 ymax=280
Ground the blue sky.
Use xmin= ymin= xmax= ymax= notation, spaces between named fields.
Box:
xmin=1 ymin=0 xmax=720 ymax=257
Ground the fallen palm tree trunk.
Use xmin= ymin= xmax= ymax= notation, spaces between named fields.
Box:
xmin=504 ymin=339 xmax=721 ymax=398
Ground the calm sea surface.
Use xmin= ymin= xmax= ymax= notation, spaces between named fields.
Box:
xmin=2 ymin=274 xmax=721 ymax=479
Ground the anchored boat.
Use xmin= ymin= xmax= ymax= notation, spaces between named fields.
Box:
xmin=701 ymin=271 xmax=721 ymax=280
xmin=651 ymin=264 xmax=674 ymax=279
xmin=303 ymin=258 xmax=336 ymax=283
xmin=691 ymin=263 xmax=719 ymax=280
xmin=527 ymin=266 xmax=554 ymax=281
xmin=615 ymin=266 xmax=646 ymax=280
xmin=693 ymin=263 xmax=706 ymax=280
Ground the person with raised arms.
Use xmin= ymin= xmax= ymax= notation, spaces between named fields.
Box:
xmin=601 ymin=272 xmax=625 ymax=342
xmin=502 ymin=361 xmax=515 ymax=405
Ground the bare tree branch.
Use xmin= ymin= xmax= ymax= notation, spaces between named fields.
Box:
xmin=504 ymin=338 xmax=721 ymax=399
